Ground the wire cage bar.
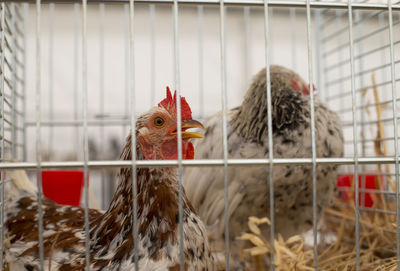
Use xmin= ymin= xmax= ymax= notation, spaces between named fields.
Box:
xmin=3 ymin=0 xmax=400 ymax=10
xmin=34 ymin=0 xmax=45 ymax=268
xmin=262 ymin=1 xmax=275 ymax=270
xmin=0 ymin=4 xmax=6 ymax=269
xmin=0 ymin=0 xmax=400 ymax=271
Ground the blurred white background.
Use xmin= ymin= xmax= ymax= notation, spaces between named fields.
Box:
xmin=24 ymin=4 xmax=315 ymax=161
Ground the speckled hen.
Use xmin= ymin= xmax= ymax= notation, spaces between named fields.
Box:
xmin=5 ymin=87 xmax=214 ymax=271
xmin=183 ymin=65 xmax=344 ymax=269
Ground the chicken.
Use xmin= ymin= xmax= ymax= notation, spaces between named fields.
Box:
xmin=5 ymin=87 xmax=214 ymax=271
xmin=183 ymin=65 xmax=344 ymax=269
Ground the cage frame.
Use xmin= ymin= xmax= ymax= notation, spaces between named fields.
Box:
xmin=0 ymin=0 xmax=399 ymax=270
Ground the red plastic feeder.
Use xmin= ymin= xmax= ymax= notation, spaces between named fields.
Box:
xmin=42 ymin=170 xmax=87 ymax=207
xmin=337 ymin=174 xmax=380 ymax=207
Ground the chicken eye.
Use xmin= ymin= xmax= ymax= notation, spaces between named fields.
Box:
xmin=154 ymin=117 xmax=165 ymax=127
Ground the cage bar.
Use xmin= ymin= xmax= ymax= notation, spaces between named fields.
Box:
xmin=290 ymin=8 xmax=296 ymax=71
xmin=3 ymin=157 xmax=400 ymax=169
xmin=74 ymin=3 xmax=80 ymax=161
xmin=219 ymin=0 xmax=229 ymax=269
xmin=355 ymin=9 xmax=367 ymax=212
xmin=305 ymin=0 xmax=319 ymax=268
xmin=263 ymin=0 xmax=275 ymax=269
xmin=11 ymin=3 xmax=17 ymax=160
xmin=4 ymin=0 xmax=400 ymax=10
xmin=347 ymin=0 xmax=361 ymax=269
xmin=379 ymin=12 xmax=388 ymax=110
xmin=128 ymin=0 xmax=139 ymax=269
xmin=149 ymin=4 xmax=155 ymax=106
xmin=123 ymin=3 xmax=129 ymax=137
xmin=197 ymin=5 xmax=204 ymax=118
xmin=48 ymin=3 xmax=54 ymax=160
xmin=81 ymin=0 xmax=90 ymax=269
xmin=314 ymin=9 xmax=323 ymax=101
xmin=243 ymin=6 xmax=249 ymax=88
xmin=171 ymin=0 xmax=185 ymax=269
xmin=22 ymin=3 xmax=28 ymax=162
xmin=35 ymin=0 xmax=45 ymax=269
xmin=0 ymin=3 xmax=5 ymax=269
xmin=99 ymin=2 xmax=106 ymax=210
xmin=386 ymin=0 xmax=400 ymax=266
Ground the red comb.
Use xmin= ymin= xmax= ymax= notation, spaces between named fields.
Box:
xmin=291 ymin=80 xmax=316 ymax=96
xmin=158 ymin=86 xmax=192 ymax=120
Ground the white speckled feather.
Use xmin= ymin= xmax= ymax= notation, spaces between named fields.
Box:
xmin=184 ymin=65 xmax=344 ymax=270
xmin=5 ymin=89 xmax=214 ymax=271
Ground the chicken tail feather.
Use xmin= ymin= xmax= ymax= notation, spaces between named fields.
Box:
xmin=5 ymin=169 xmax=37 ymax=200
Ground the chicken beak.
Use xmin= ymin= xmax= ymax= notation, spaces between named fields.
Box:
xmin=170 ymin=119 xmax=205 ymax=139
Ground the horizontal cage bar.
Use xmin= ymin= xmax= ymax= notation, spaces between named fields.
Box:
xmin=4 ymin=0 xmax=400 ymax=10
xmin=2 ymin=157 xmax=400 ymax=169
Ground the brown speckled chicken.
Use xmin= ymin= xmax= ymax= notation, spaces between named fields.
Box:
xmin=184 ymin=65 xmax=344 ymax=269
xmin=5 ymin=88 xmax=214 ymax=271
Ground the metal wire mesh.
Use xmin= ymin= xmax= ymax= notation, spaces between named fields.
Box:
xmin=0 ymin=2 xmax=26 ymax=269
xmin=0 ymin=3 xmax=25 ymax=163
xmin=0 ymin=1 xmax=399 ymax=271
xmin=319 ymin=1 xmax=400 ymax=268
xmin=321 ymin=5 xmax=400 ymax=213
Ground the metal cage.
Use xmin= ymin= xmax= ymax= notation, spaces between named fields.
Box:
xmin=1 ymin=0 xmax=400 ymax=270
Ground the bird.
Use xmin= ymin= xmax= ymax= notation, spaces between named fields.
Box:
xmin=4 ymin=87 xmax=215 ymax=271
xmin=183 ymin=65 xmax=344 ymax=269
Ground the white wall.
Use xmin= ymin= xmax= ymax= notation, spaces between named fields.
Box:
xmin=24 ymin=3 xmax=317 ymax=161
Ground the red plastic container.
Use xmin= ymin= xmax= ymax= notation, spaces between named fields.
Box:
xmin=42 ymin=170 xmax=87 ymax=206
xmin=336 ymin=174 xmax=379 ymax=207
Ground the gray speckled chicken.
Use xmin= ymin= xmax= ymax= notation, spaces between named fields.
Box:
xmin=183 ymin=65 xmax=344 ymax=269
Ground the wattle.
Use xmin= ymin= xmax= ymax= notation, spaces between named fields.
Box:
xmin=185 ymin=142 xmax=194 ymax=159
xmin=160 ymin=140 xmax=194 ymax=160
